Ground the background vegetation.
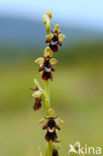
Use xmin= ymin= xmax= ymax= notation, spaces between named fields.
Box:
xmin=0 ymin=34 xmax=103 ymax=155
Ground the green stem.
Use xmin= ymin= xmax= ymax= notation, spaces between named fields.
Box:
xmin=48 ymin=140 xmax=53 ymax=156
xmin=45 ymin=80 xmax=53 ymax=156
xmin=45 ymin=80 xmax=50 ymax=115
xmin=44 ymin=20 xmax=53 ymax=156
xmin=45 ymin=80 xmax=50 ymax=101
xmin=46 ymin=23 xmax=50 ymax=35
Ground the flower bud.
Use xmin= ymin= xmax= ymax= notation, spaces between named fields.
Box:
xmin=42 ymin=14 xmax=50 ymax=25
xmin=46 ymin=10 xmax=52 ymax=19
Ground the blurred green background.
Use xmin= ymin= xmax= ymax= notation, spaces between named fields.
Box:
xmin=0 ymin=0 xmax=103 ymax=156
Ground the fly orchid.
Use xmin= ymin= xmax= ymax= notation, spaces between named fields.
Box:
xmin=45 ymin=24 xmax=66 ymax=52
xmin=31 ymin=11 xmax=66 ymax=156
xmin=35 ymin=47 xmax=57 ymax=81
xmin=42 ymin=116 xmax=60 ymax=142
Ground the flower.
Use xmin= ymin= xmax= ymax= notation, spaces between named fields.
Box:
xmin=39 ymin=56 xmax=54 ymax=81
xmin=45 ymin=24 xmax=66 ymax=52
xmin=52 ymin=149 xmax=59 ymax=156
xmin=31 ymin=86 xmax=42 ymax=110
xmin=35 ymin=53 xmax=57 ymax=81
xmin=42 ymin=116 xmax=60 ymax=142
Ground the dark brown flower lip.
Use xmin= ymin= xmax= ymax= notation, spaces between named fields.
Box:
xmin=33 ymin=97 xmax=42 ymax=110
xmin=45 ymin=116 xmax=58 ymax=120
xmin=42 ymin=72 xmax=53 ymax=81
xmin=52 ymin=149 xmax=59 ymax=156
xmin=45 ymin=130 xmax=57 ymax=142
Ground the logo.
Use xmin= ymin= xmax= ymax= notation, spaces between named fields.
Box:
xmin=68 ymin=141 xmax=102 ymax=155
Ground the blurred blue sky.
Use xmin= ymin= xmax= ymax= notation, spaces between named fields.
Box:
xmin=0 ymin=0 xmax=103 ymax=31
